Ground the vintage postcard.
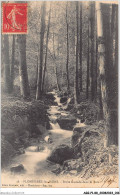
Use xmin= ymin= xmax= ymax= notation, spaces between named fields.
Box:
xmin=1 ymin=0 xmax=119 ymax=192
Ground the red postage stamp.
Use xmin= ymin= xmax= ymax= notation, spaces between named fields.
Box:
xmin=2 ymin=3 xmax=27 ymax=34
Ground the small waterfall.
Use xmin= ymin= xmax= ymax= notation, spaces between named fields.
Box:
xmin=61 ymin=112 xmax=68 ymax=116
xmin=48 ymin=106 xmax=60 ymax=115
xmin=67 ymin=98 xmax=71 ymax=105
xmin=54 ymin=95 xmax=61 ymax=106
xmin=50 ymin=122 xmax=60 ymax=130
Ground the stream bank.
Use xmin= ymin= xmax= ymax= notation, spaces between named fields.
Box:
xmin=1 ymin=94 xmax=52 ymax=167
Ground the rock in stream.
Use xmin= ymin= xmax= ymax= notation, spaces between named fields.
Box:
xmin=57 ymin=115 xmax=77 ymax=130
xmin=47 ymin=144 xmax=74 ymax=165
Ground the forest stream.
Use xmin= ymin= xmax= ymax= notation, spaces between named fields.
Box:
xmin=1 ymin=91 xmax=118 ymax=188
xmin=1 ymin=1 xmax=118 ymax=189
xmin=1 ymin=91 xmax=85 ymax=186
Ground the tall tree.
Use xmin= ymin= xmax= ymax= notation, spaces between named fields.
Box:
xmin=79 ymin=2 xmax=82 ymax=92
xmin=3 ymin=35 xmax=11 ymax=93
xmin=11 ymin=35 xmax=15 ymax=92
xmin=115 ymin=5 xmax=118 ymax=69
xmin=95 ymin=32 xmax=98 ymax=101
xmin=66 ymin=2 xmax=70 ymax=93
xmin=90 ymin=2 xmax=96 ymax=101
xmin=36 ymin=2 xmax=46 ymax=100
xmin=96 ymin=2 xmax=118 ymax=146
xmin=94 ymin=10 xmax=98 ymax=102
xmin=86 ymin=21 xmax=90 ymax=99
xmin=107 ymin=4 xmax=118 ymax=145
xmin=53 ymin=32 xmax=61 ymax=91
xmin=36 ymin=54 xmax=39 ymax=89
xmin=74 ymin=2 xmax=79 ymax=104
xmin=17 ymin=35 xmax=30 ymax=99
xmin=96 ymin=2 xmax=108 ymax=147
xmin=42 ymin=4 xmax=51 ymax=92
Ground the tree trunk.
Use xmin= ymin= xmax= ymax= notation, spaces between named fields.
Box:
xmin=42 ymin=4 xmax=51 ymax=92
xmin=86 ymin=21 xmax=90 ymax=99
xmin=79 ymin=2 xmax=82 ymax=92
xmin=95 ymin=33 xmax=98 ymax=102
xmin=11 ymin=35 xmax=15 ymax=92
xmin=106 ymin=4 xmax=118 ymax=145
xmin=96 ymin=2 xmax=109 ymax=147
xmin=3 ymin=35 xmax=12 ymax=93
xmin=35 ymin=55 xmax=38 ymax=90
xmin=96 ymin=2 xmax=118 ymax=146
xmin=94 ymin=10 xmax=98 ymax=103
xmin=90 ymin=2 xmax=96 ymax=101
xmin=17 ymin=35 xmax=30 ymax=99
xmin=97 ymin=76 xmax=103 ymax=120
xmin=115 ymin=5 xmax=118 ymax=69
xmin=66 ymin=2 xmax=70 ymax=93
xmin=55 ymin=61 xmax=61 ymax=92
xmin=114 ymin=6 xmax=118 ymax=143
xmin=74 ymin=2 xmax=79 ymax=104
xmin=53 ymin=33 xmax=61 ymax=91
xmin=111 ymin=5 xmax=116 ymax=67
xmin=36 ymin=2 xmax=46 ymax=100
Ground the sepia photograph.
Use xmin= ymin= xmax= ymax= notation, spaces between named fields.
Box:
xmin=1 ymin=0 xmax=119 ymax=190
